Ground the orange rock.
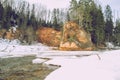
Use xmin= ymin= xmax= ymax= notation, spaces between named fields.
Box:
xmin=36 ymin=21 xmax=94 ymax=51
xmin=59 ymin=21 xmax=94 ymax=51
xmin=59 ymin=41 xmax=94 ymax=51
xmin=36 ymin=27 xmax=61 ymax=47
xmin=59 ymin=42 xmax=79 ymax=51
xmin=5 ymin=32 xmax=14 ymax=40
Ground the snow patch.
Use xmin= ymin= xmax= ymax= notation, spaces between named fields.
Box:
xmin=44 ymin=50 xmax=120 ymax=80
xmin=32 ymin=58 xmax=47 ymax=64
xmin=0 ymin=39 xmax=52 ymax=58
xmin=105 ymin=42 xmax=114 ymax=49
xmin=45 ymin=66 xmax=115 ymax=80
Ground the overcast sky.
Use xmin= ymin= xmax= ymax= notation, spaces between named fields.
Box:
xmin=25 ymin=0 xmax=120 ymax=10
xmin=25 ymin=0 xmax=70 ymax=10
xmin=25 ymin=0 xmax=120 ymax=19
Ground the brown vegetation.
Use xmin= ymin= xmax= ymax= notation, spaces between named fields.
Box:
xmin=4 ymin=28 xmax=22 ymax=40
xmin=0 ymin=28 xmax=22 ymax=40
xmin=0 ymin=29 xmax=7 ymax=38
xmin=0 ymin=26 xmax=36 ymax=44
xmin=20 ymin=26 xmax=36 ymax=44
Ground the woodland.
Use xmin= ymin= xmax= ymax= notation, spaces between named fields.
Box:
xmin=0 ymin=0 xmax=120 ymax=47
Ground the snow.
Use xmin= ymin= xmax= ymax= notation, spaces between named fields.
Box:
xmin=43 ymin=50 xmax=120 ymax=80
xmin=105 ymin=42 xmax=115 ymax=49
xmin=0 ymin=39 xmax=52 ymax=58
xmin=1 ymin=39 xmax=120 ymax=80
xmin=32 ymin=58 xmax=47 ymax=64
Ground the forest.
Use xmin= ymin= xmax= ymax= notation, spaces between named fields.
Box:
xmin=0 ymin=0 xmax=120 ymax=47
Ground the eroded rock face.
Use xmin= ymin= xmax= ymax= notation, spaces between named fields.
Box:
xmin=59 ymin=21 xmax=94 ymax=51
xmin=36 ymin=27 xmax=61 ymax=47
xmin=36 ymin=22 xmax=94 ymax=51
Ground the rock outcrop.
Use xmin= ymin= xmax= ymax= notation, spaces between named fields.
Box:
xmin=59 ymin=21 xmax=94 ymax=51
xmin=36 ymin=22 xmax=94 ymax=50
xmin=36 ymin=27 xmax=61 ymax=47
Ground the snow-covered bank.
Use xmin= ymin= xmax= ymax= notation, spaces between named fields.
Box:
xmin=0 ymin=39 xmax=52 ymax=58
xmin=1 ymin=39 xmax=120 ymax=80
xmin=44 ymin=50 xmax=120 ymax=80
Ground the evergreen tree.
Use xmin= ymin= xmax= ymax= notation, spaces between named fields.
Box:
xmin=70 ymin=0 xmax=93 ymax=28
xmin=70 ymin=0 xmax=80 ymax=25
xmin=0 ymin=2 xmax=4 ymax=21
xmin=3 ymin=4 xmax=13 ymax=29
xmin=66 ymin=11 xmax=70 ymax=21
xmin=90 ymin=5 xmax=105 ymax=45
xmin=0 ymin=2 xmax=4 ymax=28
xmin=114 ymin=19 xmax=120 ymax=45
xmin=115 ymin=19 xmax=120 ymax=33
xmin=29 ymin=4 xmax=37 ymax=30
xmin=69 ymin=0 xmax=106 ymax=45
xmin=104 ymin=5 xmax=114 ymax=42
xmin=52 ymin=8 xmax=61 ymax=30
xmin=17 ymin=1 xmax=26 ymax=29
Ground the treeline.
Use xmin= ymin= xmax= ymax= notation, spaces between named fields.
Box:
xmin=0 ymin=0 xmax=67 ymax=31
xmin=0 ymin=0 xmax=67 ymax=44
xmin=0 ymin=0 xmax=120 ymax=46
xmin=69 ymin=0 xmax=120 ymax=46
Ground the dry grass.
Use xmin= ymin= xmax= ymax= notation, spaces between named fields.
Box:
xmin=0 ymin=56 xmax=56 ymax=80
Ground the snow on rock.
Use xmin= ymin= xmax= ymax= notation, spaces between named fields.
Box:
xmin=105 ymin=42 xmax=114 ymax=49
xmin=32 ymin=58 xmax=47 ymax=64
xmin=44 ymin=50 xmax=120 ymax=80
xmin=9 ymin=39 xmax=21 ymax=45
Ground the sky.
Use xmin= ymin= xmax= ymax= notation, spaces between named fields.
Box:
xmin=25 ymin=0 xmax=120 ymax=10
xmin=25 ymin=0 xmax=120 ymax=19
xmin=100 ymin=0 xmax=120 ymax=20
xmin=25 ymin=0 xmax=70 ymax=10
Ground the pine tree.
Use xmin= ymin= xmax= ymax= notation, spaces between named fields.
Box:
xmin=17 ymin=1 xmax=26 ymax=29
xmin=114 ymin=19 xmax=120 ymax=45
xmin=69 ymin=0 xmax=79 ymax=24
xmin=66 ymin=11 xmax=70 ymax=21
xmin=0 ymin=2 xmax=3 ymax=21
xmin=29 ymin=4 xmax=37 ymax=30
xmin=69 ymin=0 xmax=105 ymax=45
xmin=4 ymin=4 xmax=13 ymax=29
xmin=104 ymin=5 xmax=114 ymax=42
xmin=0 ymin=2 xmax=4 ymax=28
xmin=52 ymin=8 xmax=63 ymax=30
xmin=90 ymin=5 xmax=105 ymax=45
